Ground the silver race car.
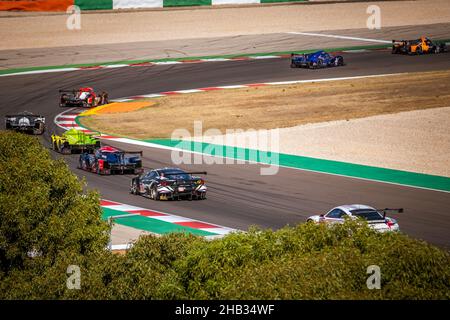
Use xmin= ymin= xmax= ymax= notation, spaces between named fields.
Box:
xmin=5 ymin=111 xmax=45 ymax=135
xmin=307 ymin=204 xmax=402 ymax=232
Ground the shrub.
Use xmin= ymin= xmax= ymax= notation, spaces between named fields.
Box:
xmin=0 ymin=131 xmax=109 ymax=298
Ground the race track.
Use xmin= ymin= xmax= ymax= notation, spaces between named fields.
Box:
xmin=1 ymin=49 xmax=450 ymax=247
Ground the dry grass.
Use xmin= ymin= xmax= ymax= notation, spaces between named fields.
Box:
xmin=80 ymin=70 xmax=450 ymax=139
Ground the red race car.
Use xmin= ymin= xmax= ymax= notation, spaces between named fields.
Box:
xmin=59 ymin=87 xmax=109 ymax=108
xmin=78 ymin=146 xmax=144 ymax=175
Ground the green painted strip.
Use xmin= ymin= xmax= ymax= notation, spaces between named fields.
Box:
xmin=260 ymin=0 xmax=306 ymax=2
xmin=164 ymin=0 xmax=211 ymax=6
xmin=144 ymin=139 xmax=450 ymax=192
xmin=102 ymin=207 xmax=217 ymax=236
xmin=0 ymin=42 xmax=400 ymax=76
xmin=75 ymin=0 xmax=113 ymax=10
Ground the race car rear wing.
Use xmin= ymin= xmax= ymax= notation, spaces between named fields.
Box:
xmin=5 ymin=114 xmax=45 ymax=122
xmin=5 ymin=114 xmax=45 ymax=118
xmin=120 ymin=151 xmax=143 ymax=155
xmin=378 ymin=208 xmax=404 ymax=218
xmin=392 ymin=40 xmax=410 ymax=46
xmin=392 ymin=39 xmax=423 ymax=45
xmin=186 ymin=171 xmax=207 ymax=175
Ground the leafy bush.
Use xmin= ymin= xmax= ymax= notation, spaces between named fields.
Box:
xmin=0 ymin=131 xmax=109 ymax=299
xmin=166 ymin=223 xmax=450 ymax=299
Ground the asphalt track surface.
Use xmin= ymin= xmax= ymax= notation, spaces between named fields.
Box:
xmin=1 ymin=50 xmax=450 ymax=247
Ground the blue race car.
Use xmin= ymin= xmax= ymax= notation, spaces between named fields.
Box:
xmin=290 ymin=51 xmax=344 ymax=69
xmin=78 ymin=146 xmax=143 ymax=175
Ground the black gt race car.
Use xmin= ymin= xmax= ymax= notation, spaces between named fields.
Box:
xmin=5 ymin=111 xmax=45 ymax=135
xmin=290 ymin=50 xmax=344 ymax=69
xmin=130 ymin=167 xmax=207 ymax=201
xmin=78 ymin=146 xmax=143 ymax=175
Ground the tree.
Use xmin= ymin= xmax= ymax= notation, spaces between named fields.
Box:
xmin=0 ymin=131 xmax=109 ymax=298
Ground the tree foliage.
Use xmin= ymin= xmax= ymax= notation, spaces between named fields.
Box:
xmin=0 ymin=131 xmax=109 ymax=298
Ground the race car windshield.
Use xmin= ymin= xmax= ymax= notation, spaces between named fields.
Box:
xmin=164 ymin=173 xmax=191 ymax=180
xmin=350 ymin=209 xmax=384 ymax=221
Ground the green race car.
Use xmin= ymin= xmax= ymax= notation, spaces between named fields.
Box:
xmin=51 ymin=129 xmax=100 ymax=154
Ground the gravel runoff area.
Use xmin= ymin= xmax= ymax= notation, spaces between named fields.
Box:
xmin=195 ymin=107 xmax=450 ymax=178
xmin=1 ymin=0 xmax=450 ymax=50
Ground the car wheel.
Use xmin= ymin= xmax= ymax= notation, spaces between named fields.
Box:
xmin=151 ymin=187 xmax=160 ymax=201
xmin=92 ymin=163 xmax=101 ymax=174
xmin=130 ymin=181 xmax=138 ymax=195
xmin=290 ymin=63 xmax=297 ymax=68
xmin=62 ymin=146 xmax=71 ymax=155
xmin=317 ymin=59 xmax=323 ymax=68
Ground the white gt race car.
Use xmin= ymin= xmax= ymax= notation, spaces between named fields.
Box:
xmin=307 ymin=204 xmax=401 ymax=232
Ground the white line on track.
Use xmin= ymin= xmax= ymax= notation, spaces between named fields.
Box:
xmin=0 ymin=67 xmax=79 ymax=77
xmin=250 ymin=55 xmax=280 ymax=59
xmin=101 ymin=64 xmax=130 ymax=68
xmin=170 ymin=89 xmax=204 ymax=94
xmin=152 ymin=61 xmax=182 ymax=65
xmin=287 ymin=32 xmax=392 ymax=44
xmin=201 ymin=58 xmax=231 ymax=62
xmin=137 ymin=94 xmax=165 ymax=98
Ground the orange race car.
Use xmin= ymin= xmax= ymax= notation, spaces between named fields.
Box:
xmin=392 ymin=36 xmax=447 ymax=55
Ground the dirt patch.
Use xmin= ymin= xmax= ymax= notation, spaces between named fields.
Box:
xmin=81 ymin=70 xmax=450 ymax=140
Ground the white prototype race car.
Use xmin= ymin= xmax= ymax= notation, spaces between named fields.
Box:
xmin=307 ymin=204 xmax=402 ymax=232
